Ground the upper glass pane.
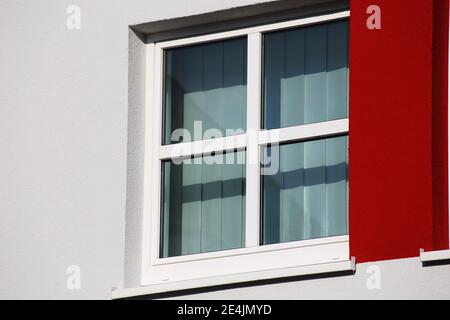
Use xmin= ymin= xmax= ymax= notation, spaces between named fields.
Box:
xmin=163 ymin=37 xmax=247 ymax=145
xmin=263 ymin=20 xmax=349 ymax=130
xmin=161 ymin=151 xmax=246 ymax=258
xmin=262 ymin=136 xmax=348 ymax=245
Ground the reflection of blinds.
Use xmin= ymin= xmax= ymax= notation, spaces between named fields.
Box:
xmin=162 ymin=151 xmax=246 ymax=258
xmin=164 ymin=38 xmax=247 ymax=145
xmin=264 ymin=20 xmax=349 ymax=129
xmin=263 ymin=136 xmax=348 ymax=245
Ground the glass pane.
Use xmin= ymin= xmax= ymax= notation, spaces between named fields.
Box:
xmin=263 ymin=20 xmax=349 ymax=129
xmin=262 ymin=136 xmax=348 ymax=245
xmin=161 ymin=151 xmax=246 ymax=258
xmin=163 ymin=38 xmax=247 ymax=145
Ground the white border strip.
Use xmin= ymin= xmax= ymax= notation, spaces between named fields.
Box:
xmin=153 ymin=235 xmax=349 ymax=266
xmin=113 ymin=259 xmax=355 ymax=299
xmin=245 ymin=32 xmax=263 ymax=248
xmin=259 ymin=119 xmax=349 ymax=146
xmin=420 ymin=249 xmax=450 ymax=262
xmin=140 ymin=44 xmax=155 ymax=276
xmin=159 ymin=134 xmax=247 ymax=160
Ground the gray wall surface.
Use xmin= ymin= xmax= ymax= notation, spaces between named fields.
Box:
xmin=0 ymin=0 xmax=276 ymax=299
xmin=1 ymin=0 xmax=449 ymax=300
xmin=165 ymin=258 xmax=450 ymax=300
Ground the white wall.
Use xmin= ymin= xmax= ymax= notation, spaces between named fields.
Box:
xmin=1 ymin=0 xmax=449 ymax=300
xmin=0 ymin=0 xmax=275 ymax=299
xmin=166 ymin=258 xmax=450 ymax=300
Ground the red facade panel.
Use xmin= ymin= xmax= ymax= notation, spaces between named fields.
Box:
xmin=349 ymin=0 xmax=448 ymax=262
xmin=432 ymin=0 xmax=449 ymax=250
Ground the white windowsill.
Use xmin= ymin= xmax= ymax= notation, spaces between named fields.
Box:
xmin=420 ymin=248 xmax=450 ymax=263
xmin=112 ymin=258 xmax=356 ymax=299
xmin=153 ymin=235 xmax=348 ymax=266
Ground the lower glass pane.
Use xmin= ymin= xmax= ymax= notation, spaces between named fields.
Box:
xmin=161 ymin=151 xmax=246 ymax=258
xmin=262 ymin=136 xmax=348 ymax=245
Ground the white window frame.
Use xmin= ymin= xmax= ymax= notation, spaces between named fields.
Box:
xmin=140 ymin=10 xmax=352 ymax=289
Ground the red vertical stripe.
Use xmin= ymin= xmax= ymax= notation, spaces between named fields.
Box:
xmin=349 ymin=0 xmax=437 ymax=262
xmin=432 ymin=0 xmax=449 ymax=250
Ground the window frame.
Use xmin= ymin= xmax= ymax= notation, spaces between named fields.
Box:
xmin=141 ymin=10 xmax=351 ymax=287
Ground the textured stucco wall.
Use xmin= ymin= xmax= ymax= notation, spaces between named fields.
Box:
xmin=164 ymin=258 xmax=450 ymax=300
xmin=0 ymin=0 xmax=276 ymax=299
xmin=1 ymin=0 xmax=449 ymax=300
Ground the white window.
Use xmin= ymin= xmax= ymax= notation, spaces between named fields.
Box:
xmin=141 ymin=10 xmax=352 ymax=290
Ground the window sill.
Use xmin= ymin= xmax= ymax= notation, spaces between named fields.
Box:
xmin=112 ymin=258 xmax=356 ymax=299
xmin=420 ymin=249 xmax=450 ymax=266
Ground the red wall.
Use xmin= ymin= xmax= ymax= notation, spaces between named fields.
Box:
xmin=349 ymin=0 xmax=449 ymax=263
xmin=432 ymin=0 xmax=449 ymax=250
